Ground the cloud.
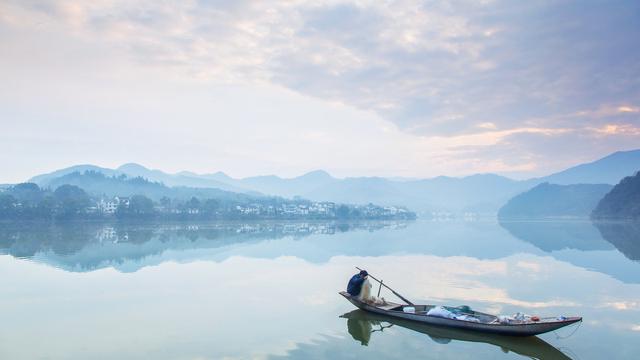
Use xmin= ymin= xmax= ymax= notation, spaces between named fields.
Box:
xmin=7 ymin=1 xmax=638 ymax=130
xmin=448 ymin=124 xmax=640 ymax=176
xmin=602 ymin=301 xmax=639 ymax=311
xmin=0 ymin=0 xmax=639 ymax=179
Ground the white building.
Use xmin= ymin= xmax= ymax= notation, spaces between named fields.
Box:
xmin=97 ymin=196 xmax=130 ymax=214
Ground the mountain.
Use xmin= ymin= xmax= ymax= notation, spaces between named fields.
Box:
xmin=46 ymin=171 xmax=253 ymax=202
xmin=498 ymin=183 xmax=613 ymax=219
xmin=178 ymin=171 xmax=236 ymax=184
xmin=30 ymin=164 xmax=121 ymax=185
xmin=214 ymin=150 xmax=639 ymax=212
xmin=240 ymin=170 xmax=337 ymax=198
xmin=301 ymin=174 xmax=530 ymax=214
xmin=24 ymin=148 xmax=640 ymax=213
xmin=592 ymin=171 xmax=640 ymax=219
xmin=214 ymin=172 xmax=529 ymax=214
xmin=115 ymin=163 xmax=250 ymax=193
xmin=31 ymin=163 xmax=252 ymax=194
xmin=31 ymin=165 xmax=526 ymax=213
xmin=538 ymin=149 xmax=640 ymax=185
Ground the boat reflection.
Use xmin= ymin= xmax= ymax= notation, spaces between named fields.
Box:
xmin=341 ymin=310 xmax=572 ymax=359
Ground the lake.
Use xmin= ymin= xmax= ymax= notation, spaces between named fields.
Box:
xmin=1 ymin=219 xmax=639 ymax=359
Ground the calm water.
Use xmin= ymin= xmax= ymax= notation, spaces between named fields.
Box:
xmin=1 ymin=219 xmax=639 ymax=359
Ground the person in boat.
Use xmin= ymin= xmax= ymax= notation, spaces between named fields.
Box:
xmin=347 ymin=270 xmax=385 ymax=304
xmin=347 ymin=270 xmax=369 ymax=298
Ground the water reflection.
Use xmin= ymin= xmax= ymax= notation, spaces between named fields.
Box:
xmin=3 ymin=219 xmax=640 ymax=284
xmin=498 ymin=220 xmax=613 ymax=252
xmin=499 ymin=220 xmax=640 ymax=283
xmin=593 ymin=221 xmax=640 ymax=261
xmin=0 ymin=221 xmax=409 ymax=271
xmin=1 ymin=220 xmax=639 ymax=359
xmin=341 ymin=310 xmax=572 ymax=359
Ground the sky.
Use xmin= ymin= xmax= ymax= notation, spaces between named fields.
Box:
xmin=1 ymin=0 xmax=639 ymax=183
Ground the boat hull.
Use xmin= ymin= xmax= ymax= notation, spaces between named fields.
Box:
xmin=341 ymin=309 xmax=572 ymax=359
xmin=339 ymin=291 xmax=581 ymax=337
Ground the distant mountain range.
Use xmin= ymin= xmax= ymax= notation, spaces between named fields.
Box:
xmin=26 ymin=149 xmax=640 ymax=213
xmin=45 ymin=170 xmax=253 ymax=202
xmin=30 ymin=163 xmax=252 ymax=194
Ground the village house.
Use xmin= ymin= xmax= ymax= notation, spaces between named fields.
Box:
xmin=97 ymin=196 xmax=130 ymax=214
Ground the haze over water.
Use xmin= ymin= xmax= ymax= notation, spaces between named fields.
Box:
xmin=1 ymin=219 xmax=639 ymax=359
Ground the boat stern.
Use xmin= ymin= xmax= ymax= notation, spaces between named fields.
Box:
xmin=339 ymin=291 xmax=369 ymax=310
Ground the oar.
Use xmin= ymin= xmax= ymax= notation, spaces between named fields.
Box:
xmin=356 ymin=267 xmax=414 ymax=306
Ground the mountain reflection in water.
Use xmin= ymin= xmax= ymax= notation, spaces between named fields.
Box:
xmin=593 ymin=221 xmax=640 ymax=261
xmin=0 ymin=221 xmax=408 ymax=271
xmin=2 ymin=219 xmax=640 ymax=280
xmin=341 ymin=310 xmax=572 ymax=359
xmin=499 ymin=219 xmax=640 ymax=283
xmin=498 ymin=220 xmax=612 ymax=252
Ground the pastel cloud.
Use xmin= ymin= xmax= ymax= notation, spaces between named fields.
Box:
xmin=0 ymin=0 xmax=639 ymax=180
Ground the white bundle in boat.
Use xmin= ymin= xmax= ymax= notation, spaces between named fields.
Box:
xmin=427 ymin=306 xmax=456 ymax=319
xmin=498 ymin=312 xmax=532 ymax=324
xmin=358 ymin=278 xmax=386 ymax=305
xmin=427 ymin=306 xmax=480 ymax=322
xmin=358 ymin=278 xmax=372 ymax=301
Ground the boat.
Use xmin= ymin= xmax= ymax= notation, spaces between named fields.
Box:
xmin=341 ymin=309 xmax=573 ymax=359
xmin=339 ymin=291 xmax=582 ymax=337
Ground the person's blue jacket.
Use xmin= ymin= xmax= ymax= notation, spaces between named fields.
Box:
xmin=347 ymin=273 xmax=366 ymax=296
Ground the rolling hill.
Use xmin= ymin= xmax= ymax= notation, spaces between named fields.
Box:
xmin=45 ymin=171 xmax=253 ymax=202
xmin=498 ymin=183 xmax=613 ymax=219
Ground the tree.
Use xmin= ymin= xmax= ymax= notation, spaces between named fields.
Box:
xmin=160 ymin=196 xmax=171 ymax=207
xmin=188 ymin=197 xmax=201 ymax=210
xmin=0 ymin=194 xmax=18 ymax=218
xmin=9 ymin=183 xmax=44 ymax=205
xmin=117 ymin=195 xmax=155 ymax=218
xmin=202 ymin=199 xmax=219 ymax=217
xmin=53 ymin=185 xmax=90 ymax=219
xmin=336 ymin=205 xmax=350 ymax=219
xmin=35 ymin=195 xmax=55 ymax=218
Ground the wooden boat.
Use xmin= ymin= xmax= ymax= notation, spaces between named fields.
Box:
xmin=339 ymin=291 xmax=582 ymax=337
xmin=341 ymin=309 xmax=572 ymax=359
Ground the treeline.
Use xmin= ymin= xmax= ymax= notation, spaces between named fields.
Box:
xmin=0 ymin=183 xmax=92 ymax=220
xmin=0 ymin=182 xmax=416 ymax=221
xmin=0 ymin=183 xmax=247 ymax=220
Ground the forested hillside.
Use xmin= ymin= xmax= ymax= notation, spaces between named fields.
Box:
xmin=592 ymin=171 xmax=640 ymax=219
